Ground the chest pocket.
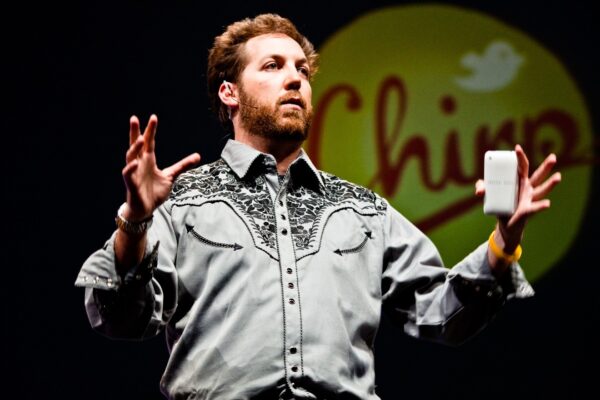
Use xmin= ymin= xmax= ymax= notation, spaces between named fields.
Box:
xmin=323 ymin=207 xmax=377 ymax=256
xmin=318 ymin=207 xmax=382 ymax=297
xmin=333 ymin=231 xmax=373 ymax=256
xmin=185 ymin=224 xmax=244 ymax=251
xmin=180 ymin=202 xmax=251 ymax=251
xmin=174 ymin=201 xmax=256 ymax=297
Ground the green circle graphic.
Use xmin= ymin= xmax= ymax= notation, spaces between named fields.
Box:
xmin=306 ymin=4 xmax=592 ymax=281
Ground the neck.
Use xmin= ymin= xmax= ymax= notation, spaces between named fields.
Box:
xmin=235 ymin=131 xmax=303 ymax=175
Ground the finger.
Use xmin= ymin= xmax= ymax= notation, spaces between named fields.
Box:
xmin=163 ymin=153 xmax=201 ymax=179
xmin=474 ymin=179 xmax=485 ymax=196
xmin=143 ymin=114 xmax=158 ymax=153
xmin=532 ymin=172 xmax=561 ymax=200
xmin=530 ymin=153 xmax=557 ymax=187
xmin=527 ymin=199 xmax=551 ymax=214
xmin=126 ymin=136 xmax=144 ymax=163
xmin=129 ymin=115 xmax=141 ymax=146
xmin=515 ymin=144 xmax=529 ymax=180
xmin=122 ymin=159 xmax=139 ymax=190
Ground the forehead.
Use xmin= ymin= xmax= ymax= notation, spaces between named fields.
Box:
xmin=242 ymin=33 xmax=306 ymax=64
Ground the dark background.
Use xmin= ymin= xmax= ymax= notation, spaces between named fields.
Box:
xmin=6 ymin=1 xmax=598 ymax=399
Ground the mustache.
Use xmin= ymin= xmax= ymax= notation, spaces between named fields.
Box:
xmin=278 ymin=92 xmax=307 ymax=109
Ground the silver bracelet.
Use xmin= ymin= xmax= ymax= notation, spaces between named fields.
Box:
xmin=115 ymin=203 xmax=153 ymax=235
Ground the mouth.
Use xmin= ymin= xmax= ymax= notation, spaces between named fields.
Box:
xmin=279 ymin=96 xmax=305 ymax=110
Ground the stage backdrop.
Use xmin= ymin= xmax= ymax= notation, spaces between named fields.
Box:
xmin=7 ymin=1 xmax=597 ymax=399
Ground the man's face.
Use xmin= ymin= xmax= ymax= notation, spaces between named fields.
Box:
xmin=237 ymin=34 xmax=313 ymax=141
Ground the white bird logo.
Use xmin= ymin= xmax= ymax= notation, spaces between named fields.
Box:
xmin=455 ymin=40 xmax=525 ymax=92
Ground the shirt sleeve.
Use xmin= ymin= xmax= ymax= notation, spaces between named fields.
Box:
xmin=74 ymin=203 xmax=178 ymax=340
xmin=380 ymin=200 xmax=534 ymax=346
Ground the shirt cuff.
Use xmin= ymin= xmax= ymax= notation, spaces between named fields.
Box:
xmin=74 ymin=231 xmax=160 ymax=291
xmin=448 ymin=242 xmax=535 ymax=301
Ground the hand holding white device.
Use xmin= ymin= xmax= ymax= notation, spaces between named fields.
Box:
xmin=483 ymin=150 xmax=518 ymax=216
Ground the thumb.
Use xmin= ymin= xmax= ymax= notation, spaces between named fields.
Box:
xmin=164 ymin=153 xmax=201 ymax=179
xmin=474 ymin=179 xmax=485 ymax=196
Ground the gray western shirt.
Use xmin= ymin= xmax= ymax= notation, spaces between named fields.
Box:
xmin=75 ymin=139 xmax=534 ymax=400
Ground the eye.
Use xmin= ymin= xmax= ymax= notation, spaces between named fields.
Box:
xmin=264 ymin=61 xmax=278 ymax=70
xmin=298 ymin=66 xmax=310 ymax=78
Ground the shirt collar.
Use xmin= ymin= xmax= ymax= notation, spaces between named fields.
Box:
xmin=221 ymin=139 xmax=324 ymax=190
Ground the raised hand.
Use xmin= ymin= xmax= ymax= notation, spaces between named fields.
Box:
xmin=121 ymin=114 xmax=201 ymax=221
xmin=475 ymin=144 xmax=562 ymax=255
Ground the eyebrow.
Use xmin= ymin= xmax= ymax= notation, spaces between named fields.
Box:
xmin=260 ymin=54 xmax=309 ymax=66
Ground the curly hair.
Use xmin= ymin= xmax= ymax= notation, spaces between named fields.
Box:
xmin=207 ymin=14 xmax=319 ymax=131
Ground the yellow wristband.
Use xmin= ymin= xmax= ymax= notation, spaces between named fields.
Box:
xmin=488 ymin=231 xmax=522 ymax=263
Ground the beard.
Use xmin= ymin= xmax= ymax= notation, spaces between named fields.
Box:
xmin=238 ymin=87 xmax=313 ymax=142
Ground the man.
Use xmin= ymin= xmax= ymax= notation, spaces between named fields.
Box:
xmin=75 ymin=13 xmax=561 ymax=400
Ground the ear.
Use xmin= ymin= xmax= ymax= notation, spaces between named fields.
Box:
xmin=218 ymin=81 xmax=238 ymax=108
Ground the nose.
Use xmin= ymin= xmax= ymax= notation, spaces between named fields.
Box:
xmin=283 ymin=65 xmax=302 ymax=91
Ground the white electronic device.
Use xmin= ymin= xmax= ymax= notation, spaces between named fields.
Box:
xmin=483 ymin=150 xmax=518 ymax=216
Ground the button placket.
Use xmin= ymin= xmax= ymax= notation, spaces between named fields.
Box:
xmin=275 ymin=189 xmax=303 ymax=378
xmin=263 ymin=165 xmax=303 ymax=380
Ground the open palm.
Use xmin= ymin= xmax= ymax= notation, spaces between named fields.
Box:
xmin=122 ymin=114 xmax=200 ymax=221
